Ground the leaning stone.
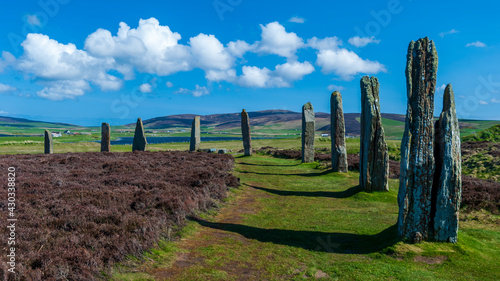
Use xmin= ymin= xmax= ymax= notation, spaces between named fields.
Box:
xmin=360 ymin=76 xmax=389 ymax=192
xmin=101 ymin=122 xmax=111 ymax=152
xmin=132 ymin=118 xmax=147 ymax=151
xmin=189 ymin=116 xmax=201 ymax=151
xmin=302 ymin=102 xmax=315 ymax=163
xmin=44 ymin=130 xmax=53 ymax=154
xmin=241 ymin=109 xmax=252 ymax=156
xmin=398 ymin=37 xmax=439 ymax=242
xmin=330 ymin=91 xmax=348 ymax=172
xmin=433 ymin=84 xmax=461 ymax=243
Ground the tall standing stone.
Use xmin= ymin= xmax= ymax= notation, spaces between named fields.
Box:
xmin=330 ymin=91 xmax=348 ymax=172
xmin=398 ymin=37 xmax=438 ymax=242
xmin=241 ymin=109 xmax=252 ymax=156
xmin=132 ymin=118 xmax=147 ymax=151
xmin=301 ymin=102 xmax=315 ymax=163
xmin=433 ymin=84 xmax=461 ymax=243
xmin=101 ymin=122 xmax=111 ymax=152
xmin=189 ymin=116 xmax=201 ymax=151
xmin=360 ymin=76 xmax=389 ymax=192
xmin=44 ymin=130 xmax=53 ymax=154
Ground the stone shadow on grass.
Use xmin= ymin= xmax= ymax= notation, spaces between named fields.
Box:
xmin=238 ymin=162 xmax=301 ymax=167
xmin=247 ymin=184 xmax=361 ymax=199
xmin=237 ymin=169 xmax=334 ymax=177
xmin=188 ymin=216 xmax=398 ymax=254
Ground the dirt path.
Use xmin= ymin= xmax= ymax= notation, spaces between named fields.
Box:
xmin=150 ymin=159 xmax=271 ymax=280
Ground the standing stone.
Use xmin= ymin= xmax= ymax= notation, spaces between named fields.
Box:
xmin=433 ymin=84 xmax=461 ymax=243
xmin=360 ymin=76 xmax=389 ymax=192
xmin=241 ymin=109 xmax=252 ymax=156
xmin=302 ymin=102 xmax=315 ymax=163
xmin=189 ymin=116 xmax=201 ymax=151
xmin=132 ymin=118 xmax=147 ymax=151
xmin=398 ymin=37 xmax=438 ymax=242
xmin=44 ymin=130 xmax=53 ymax=154
xmin=330 ymin=91 xmax=348 ymax=172
xmin=101 ymin=122 xmax=111 ymax=152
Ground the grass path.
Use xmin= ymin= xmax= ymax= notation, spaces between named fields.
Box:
xmin=113 ymin=155 xmax=500 ymax=280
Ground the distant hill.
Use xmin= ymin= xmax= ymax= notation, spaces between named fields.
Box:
xmin=136 ymin=110 xmax=410 ymax=136
xmin=136 ymin=110 xmax=500 ymax=139
xmin=0 ymin=116 xmax=81 ymax=127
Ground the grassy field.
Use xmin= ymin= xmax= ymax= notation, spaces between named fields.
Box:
xmin=110 ymin=154 xmax=500 ymax=280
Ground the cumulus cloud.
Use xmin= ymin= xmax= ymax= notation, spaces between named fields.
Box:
xmin=14 ymin=33 xmax=122 ymax=99
xmin=0 ymin=83 xmax=16 ymax=93
xmin=491 ymin=98 xmax=500 ymax=103
xmin=175 ymin=85 xmax=209 ymax=97
xmin=307 ymin=37 xmax=342 ymax=50
xmin=316 ymin=48 xmax=386 ymax=80
xmin=27 ymin=15 xmax=42 ymax=26
xmin=190 ymin=34 xmax=233 ymax=70
xmin=85 ymin=18 xmax=191 ymax=76
xmin=439 ymin=29 xmax=459 ymax=38
xmin=479 ymin=100 xmax=488 ymax=105
xmin=348 ymin=36 xmax=380 ymax=48
xmin=256 ymin=22 xmax=304 ymax=59
xmin=5 ymin=17 xmax=386 ymax=99
xmin=288 ymin=16 xmax=305 ymax=23
xmin=0 ymin=111 xmax=8 ymax=115
xmin=327 ymin=84 xmax=345 ymax=92
xmin=139 ymin=83 xmax=152 ymax=93
xmin=166 ymin=81 xmax=173 ymax=87
xmin=37 ymin=80 xmax=90 ymax=100
xmin=466 ymin=41 xmax=486 ymax=48
xmin=227 ymin=40 xmax=254 ymax=58
xmin=436 ymin=84 xmax=446 ymax=94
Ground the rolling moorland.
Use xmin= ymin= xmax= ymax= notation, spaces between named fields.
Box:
xmin=0 ymin=113 xmax=498 ymax=280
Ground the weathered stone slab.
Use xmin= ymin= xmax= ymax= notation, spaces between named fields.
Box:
xmin=101 ymin=122 xmax=111 ymax=152
xmin=189 ymin=116 xmax=201 ymax=151
xmin=398 ymin=37 xmax=438 ymax=242
xmin=132 ymin=118 xmax=147 ymax=151
xmin=360 ymin=76 xmax=389 ymax=192
xmin=241 ymin=109 xmax=252 ymax=156
xmin=433 ymin=84 xmax=461 ymax=243
xmin=330 ymin=91 xmax=348 ymax=172
xmin=44 ymin=130 xmax=53 ymax=154
xmin=302 ymin=102 xmax=315 ymax=163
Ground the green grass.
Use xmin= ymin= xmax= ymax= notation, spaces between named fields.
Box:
xmin=111 ymin=155 xmax=499 ymax=280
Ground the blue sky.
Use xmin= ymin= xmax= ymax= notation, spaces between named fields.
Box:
xmin=0 ymin=0 xmax=499 ymax=126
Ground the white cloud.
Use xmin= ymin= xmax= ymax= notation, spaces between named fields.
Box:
xmin=0 ymin=111 xmax=8 ymax=115
xmin=37 ymin=80 xmax=90 ymax=100
xmin=15 ymin=33 xmax=121 ymax=99
xmin=85 ymin=18 xmax=191 ymax=76
xmin=175 ymin=85 xmax=209 ymax=97
xmin=327 ymin=84 xmax=345 ymax=92
xmin=256 ymin=22 xmax=304 ymax=59
xmin=288 ymin=16 xmax=305 ymax=23
xmin=0 ymin=83 xmax=16 ymax=92
xmin=139 ymin=83 xmax=152 ymax=93
xmin=274 ymin=61 xmax=314 ymax=81
xmin=237 ymin=62 xmax=312 ymax=88
xmin=437 ymin=84 xmax=446 ymax=93
xmin=348 ymin=36 xmax=380 ymax=48
xmin=466 ymin=41 xmax=486 ymax=48
xmin=166 ymin=81 xmax=173 ymax=88
xmin=205 ymin=69 xmax=237 ymax=82
xmin=316 ymin=48 xmax=386 ymax=80
xmin=227 ymin=40 xmax=254 ymax=58
xmin=27 ymin=15 xmax=42 ymax=26
xmin=189 ymin=34 xmax=233 ymax=70
xmin=439 ymin=29 xmax=459 ymax=38
xmin=307 ymin=37 xmax=342 ymax=50
xmin=479 ymin=100 xmax=488 ymax=105
xmin=491 ymin=98 xmax=500 ymax=103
